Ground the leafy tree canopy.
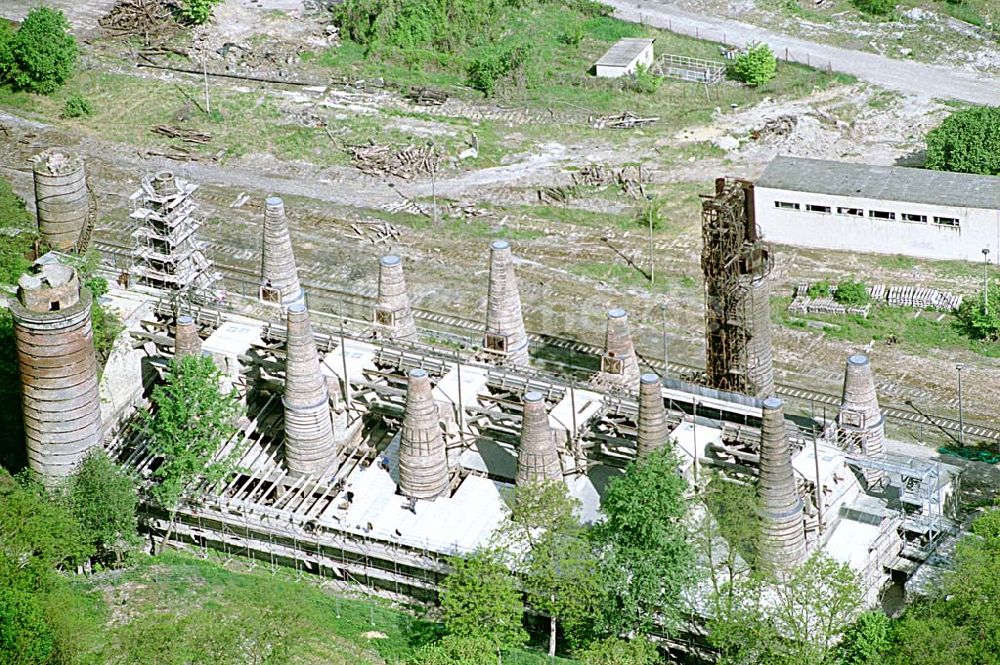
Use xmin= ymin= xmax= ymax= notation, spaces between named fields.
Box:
xmin=954 ymin=284 xmax=1000 ymax=341
xmin=595 ymin=448 xmax=693 ymax=636
xmin=0 ymin=7 xmax=77 ymax=94
xmin=143 ymin=355 xmax=242 ymax=510
xmin=925 ymin=106 xmax=1000 ymax=176
xmin=730 ymin=42 xmax=776 ymax=87
xmin=439 ymin=549 xmax=527 ymax=653
xmin=67 ymin=450 xmax=140 ymax=567
xmin=494 ymin=480 xmax=602 ymax=656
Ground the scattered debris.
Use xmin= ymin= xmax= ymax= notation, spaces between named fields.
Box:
xmin=750 ymin=115 xmax=797 ymax=141
xmin=346 ymin=141 xmax=441 ymax=179
xmin=99 ymin=0 xmax=176 ymax=40
xmin=405 ymin=86 xmax=449 ymax=106
xmin=230 ymin=193 xmax=250 ymax=208
xmin=140 ymin=147 xmax=199 ymax=162
xmin=591 ymin=111 xmax=659 ymax=129
xmin=151 ymin=125 xmax=212 ymax=144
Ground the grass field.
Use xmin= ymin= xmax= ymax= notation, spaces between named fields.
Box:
xmin=70 ymin=550 xmax=580 ymax=664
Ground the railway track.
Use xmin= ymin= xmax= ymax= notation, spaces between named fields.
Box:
xmin=92 ymin=238 xmax=1000 ymax=444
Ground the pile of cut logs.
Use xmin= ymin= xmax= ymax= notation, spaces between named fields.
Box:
xmin=346 ymin=141 xmax=440 ymax=178
xmin=151 ymin=125 xmax=212 ymax=144
xmin=405 ymin=86 xmax=448 ymax=106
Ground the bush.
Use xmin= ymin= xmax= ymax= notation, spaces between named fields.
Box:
xmin=179 ymin=0 xmax=224 ymax=25
xmin=954 ymin=286 xmax=1000 ymax=341
xmin=578 ymin=636 xmax=660 ymax=665
xmin=729 ymin=42 xmax=776 ymax=86
xmin=925 ymin=106 xmax=1000 ymax=176
xmin=466 ymin=42 xmax=528 ymax=96
xmin=1 ymin=7 xmax=77 ymax=94
xmin=625 ymin=63 xmax=661 ymax=94
xmin=67 ymin=450 xmax=140 ymax=566
xmin=834 ymin=279 xmax=870 ymax=306
xmin=61 ymin=93 xmax=92 ymax=118
xmin=806 ymin=281 xmax=832 ymax=297
xmin=850 ymin=0 xmax=896 ymax=15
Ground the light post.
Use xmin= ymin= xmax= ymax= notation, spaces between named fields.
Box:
xmin=983 ymin=248 xmax=991 ymax=314
xmin=956 ymin=364 xmax=965 ymax=448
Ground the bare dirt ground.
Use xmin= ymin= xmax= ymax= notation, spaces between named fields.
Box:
xmin=0 ymin=0 xmax=996 ymax=438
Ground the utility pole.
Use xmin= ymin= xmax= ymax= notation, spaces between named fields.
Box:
xmin=660 ymin=301 xmax=668 ymax=377
xmin=647 ymin=195 xmax=655 ymax=285
xmin=427 ymin=140 xmax=438 ymax=226
xmin=203 ymin=57 xmax=211 ymax=115
xmin=983 ymin=248 xmax=991 ymax=314
xmin=956 ymin=364 xmax=965 ymax=448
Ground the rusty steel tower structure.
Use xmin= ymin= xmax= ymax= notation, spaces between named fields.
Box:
xmin=701 ymin=178 xmax=775 ymax=398
xmin=10 ymin=263 xmax=103 ymax=485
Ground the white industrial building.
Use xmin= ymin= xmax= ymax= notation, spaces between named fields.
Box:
xmin=754 ymin=157 xmax=1000 ymax=263
xmin=594 ymin=38 xmax=655 ymax=78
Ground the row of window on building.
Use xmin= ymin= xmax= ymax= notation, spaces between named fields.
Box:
xmin=773 ymin=201 xmax=960 ymax=228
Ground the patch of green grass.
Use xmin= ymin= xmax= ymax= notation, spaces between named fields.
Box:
xmin=85 ymin=550 xmax=580 ymax=664
xmin=773 ymin=296 xmax=1000 ymax=357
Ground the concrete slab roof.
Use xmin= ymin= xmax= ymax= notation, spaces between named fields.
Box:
xmin=756 ymin=156 xmax=1000 ymax=211
xmin=595 ymin=38 xmax=655 ymax=68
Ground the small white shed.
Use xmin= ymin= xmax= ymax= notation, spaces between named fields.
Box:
xmin=594 ymin=38 xmax=655 ymax=78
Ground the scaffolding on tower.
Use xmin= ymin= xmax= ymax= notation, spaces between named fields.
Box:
xmin=128 ymin=170 xmax=221 ymax=301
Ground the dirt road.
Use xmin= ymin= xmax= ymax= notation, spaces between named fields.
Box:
xmin=605 ymin=0 xmax=1000 ymax=105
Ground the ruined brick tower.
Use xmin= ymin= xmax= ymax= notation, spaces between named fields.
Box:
xmin=32 ymin=148 xmax=92 ymax=252
xmin=597 ymin=308 xmax=641 ymax=389
xmin=10 ymin=263 xmax=103 ymax=484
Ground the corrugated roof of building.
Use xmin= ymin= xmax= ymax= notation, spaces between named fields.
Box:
xmin=756 ymin=156 xmax=1000 ymax=211
xmin=595 ymin=38 xmax=655 ymax=68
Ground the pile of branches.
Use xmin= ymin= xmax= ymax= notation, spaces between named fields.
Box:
xmin=346 ymin=141 xmax=441 ymax=179
xmin=99 ymin=0 xmax=176 ymax=40
xmin=151 ymin=125 xmax=212 ymax=144
xmin=750 ymin=115 xmax=797 ymax=141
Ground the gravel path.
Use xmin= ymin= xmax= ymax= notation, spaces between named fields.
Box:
xmin=606 ymin=0 xmax=1000 ymax=105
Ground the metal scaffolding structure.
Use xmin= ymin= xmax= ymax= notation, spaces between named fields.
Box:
xmin=701 ymin=177 xmax=775 ymax=399
xmin=128 ymin=171 xmax=220 ymax=296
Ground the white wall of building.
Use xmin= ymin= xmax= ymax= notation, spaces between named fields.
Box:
xmin=595 ymin=43 xmax=655 ymax=78
xmin=754 ymin=186 xmax=1000 ymax=263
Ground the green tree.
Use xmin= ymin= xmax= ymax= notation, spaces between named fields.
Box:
xmin=925 ymin=106 xmax=1000 ymax=176
xmin=0 ymin=469 xmax=91 ymax=578
xmin=838 ymin=611 xmax=892 ymax=665
xmin=67 ymin=449 xmax=140 ymax=567
xmin=439 ymin=549 xmax=527 ymax=655
xmin=2 ymin=7 xmax=77 ymax=94
xmin=772 ymin=552 xmax=864 ymax=662
xmin=708 ymin=552 xmax=863 ymax=665
xmin=578 ymin=636 xmax=659 ymax=665
xmin=594 ymin=448 xmax=692 ymax=637
xmin=143 ymin=355 xmax=242 ymax=511
xmin=954 ymin=285 xmax=1000 ymax=341
xmin=494 ymin=481 xmax=602 ymax=657
xmin=730 ymin=43 xmax=777 ymax=86
xmin=0 ymin=174 xmax=36 ymax=287
xmin=467 ymin=41 xmax=529 ymax=96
